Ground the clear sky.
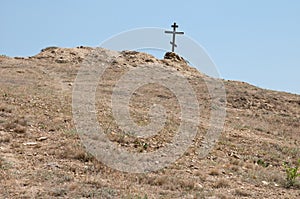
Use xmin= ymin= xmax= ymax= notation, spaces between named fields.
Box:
xmin=1 ymin=0 xmax=299 ymax=94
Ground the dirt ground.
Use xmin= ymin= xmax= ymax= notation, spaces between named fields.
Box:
xmin=0 ymin=47 xmax=299 ymax=198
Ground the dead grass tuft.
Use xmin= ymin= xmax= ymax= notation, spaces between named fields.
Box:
xmin=245 ymin=166 xmax=285 ymax=186
xmin=229 ymin=165 xmax=240 ymax=172
xmin=3 ymin=117 xmax=28 ymax=133
xmin=0 ymin=158 xmax=11 ymax=171
xmin=57 ymin=142 xmax=95 ymax=162
xmin=73 ymin=150 xmax=94 ymax=162
xmin=3 ymin=121 xmax=17 ymax=130
xmin=212 ymin=179 xmax=231 ymax=189
xmin=178 ymin=178 xmax=195 ymax=190
xmin=194 ymin=170 xmax=207 ymax=181
xmin=217 ymin=193 xmax=231 ymax=199
xmin=234 ymin=188 xmax=252 ymax=197
xmin=68 ymin=183 xmax=79 ymax=191
xmin=0 ymin=134 xmax=11 ymax=143
xmin=209 ymin=168 xmax=221 ymax=176
xmin=50 ymin=188 xmax=67 ymax=197
xmin=0 ymin=158 xmax=4 ymax=168
xmin=84 ymin=176 xmax=105 ymax=188
xmin=14 ymin=125 xmax=26 ymax=134
xmin=231 ymin=158 xmax=243 ymax=166
xmin=146 ymin=176 xmax=167 ymax=186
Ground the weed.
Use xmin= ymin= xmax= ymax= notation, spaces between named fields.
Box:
xmin=283 ymin=159 xmax=300 ymax=188
xmin=103 ymin=120 xmax=113 ymax=134
xmin=257 ymin=159 xmax=270 ymax=168
xmin=142 ymin=142 xmax=149 ymax=150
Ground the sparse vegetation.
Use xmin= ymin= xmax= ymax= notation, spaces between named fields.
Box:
xmin=0 ymin=47 xmax=299 ymax=198
xmin=212 ymin=179 xmax=230 ymax=188
xmin=41 ymin=46 xmax=59 ymax=52
xmin=234 ymin=188 xmax=252 ymax=197
xmin=3 ymin=117 xmax=27 ymax=133
xmin=283 ymin=159 xmax=300 ymax=188
xmin=257 ymin=159 xmax=270 ymax=168
xmin=209 ymin=168 xmax=220 ymax=176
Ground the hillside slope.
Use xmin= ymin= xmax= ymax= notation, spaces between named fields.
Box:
xmin=0 ymin=47 xmax=299 ymax=198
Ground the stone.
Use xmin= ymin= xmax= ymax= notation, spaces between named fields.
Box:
xmin=36 ymin=136 xmax=47 ymax=141
xmin=23 ymin=142 xmax=38 ymax=146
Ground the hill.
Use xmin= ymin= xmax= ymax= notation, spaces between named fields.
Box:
xmin=0 ymin=47 xmax=299 ymax=198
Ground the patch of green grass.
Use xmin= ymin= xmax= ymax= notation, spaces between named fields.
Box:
xmin=283 ymin=159 xmax=300 ymax=188
xmin=256 ymin=159 xmax=270 ymax=168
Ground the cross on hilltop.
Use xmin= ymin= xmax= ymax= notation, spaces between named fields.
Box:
xmin=164 ymin=22 xmax=184 ymax=52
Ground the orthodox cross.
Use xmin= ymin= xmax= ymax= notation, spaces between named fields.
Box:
xmin=164 ymin=22 xmax=184 ymax=52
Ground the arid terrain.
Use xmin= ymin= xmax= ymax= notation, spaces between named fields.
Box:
xmin=0 ymin=47 xmax=299 ymax=198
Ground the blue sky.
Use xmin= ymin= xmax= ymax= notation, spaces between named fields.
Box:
xmin=1 ymin=0 xmax=299 ymax=94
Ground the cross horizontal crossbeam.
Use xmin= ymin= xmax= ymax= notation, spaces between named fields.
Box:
xmin=164 ymin=22 xmax=184 ymax=52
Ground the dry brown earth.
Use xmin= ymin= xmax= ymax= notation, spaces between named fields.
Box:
xmin=0 ymin=47 xmax=299 ymax=198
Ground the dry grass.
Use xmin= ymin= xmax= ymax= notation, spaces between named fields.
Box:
xmin=146 ymin=175 xmax=168 ymax=187
xmin=13 ymin=125 xmax=27 ymax=134
xmin=178 ymin=178 xmax=195 ymax=190
xmin=234 ymin=188 xmax=252 ymax=197
xmin=229 ymin=165 xmax=240 ymax=172
xmin=244 ymin=165 xmax=285 ymax=186
xmin=212 ymin=179 xmax=231 ymax=189
xmin=0 ymin=157 xmax=4 ymax=169
xmin=209 ymin=168 xmax=221 ymax=176
xmin=0 ymin=47 xmax=300 ymax=198
xmin=55 ymin=140 xmax=95 ymax=162
xmin=3 ymin=117 xmax=28 ymax=133
xmin=0 ymin=134 xmax=11 ymax=143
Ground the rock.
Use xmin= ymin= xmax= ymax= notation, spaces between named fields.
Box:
xmin=46 ymin=162 xmax=62 ymax=169
xmin=36 ymin=136 xmax=47 ymax=141
xmin=164 ymin=52 xmax=186 ymax=63
xmin=23 ymin=142 xmax=38 ymax=146
xmin=55 ymin=58 xmax=68 ymax=63
xmin=195 ymin=183 xmax=203 ymax=189
xmin=262 ymin=181 xmax=269 ymax=185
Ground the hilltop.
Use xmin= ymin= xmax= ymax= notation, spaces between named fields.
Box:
xmin=0 ymin=47 xmax=299 ymax=198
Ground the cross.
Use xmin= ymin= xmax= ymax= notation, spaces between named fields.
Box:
xmin=164 ymin=22 xmax=184 ymax=52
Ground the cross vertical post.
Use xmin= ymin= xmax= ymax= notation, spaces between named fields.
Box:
xmin=164 ymin=22 xmax=184 ymax=52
